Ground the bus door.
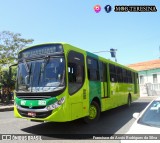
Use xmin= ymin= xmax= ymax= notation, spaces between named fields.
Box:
xmin=67 ymin=51 xmax=88 ymax=120
xmin=99 ymin=62 xmax=108 ymax=97
xmin=99 ymin=62 xmax=108 ymax=111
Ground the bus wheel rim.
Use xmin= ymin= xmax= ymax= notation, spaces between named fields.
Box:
xmin=89 ymin=105 xmax=97 ymax=119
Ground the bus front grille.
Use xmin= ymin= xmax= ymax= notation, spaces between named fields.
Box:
xmin=16 ymin=95 xmax=52 ymax=100
xmin=20 ymin=105 xmax=46 ymax=109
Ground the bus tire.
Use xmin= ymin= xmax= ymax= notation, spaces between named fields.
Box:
xmin=127 ymin=94 xmax=132 ymax=107
xmin=83 ymin=101 xmax=100 ymax=123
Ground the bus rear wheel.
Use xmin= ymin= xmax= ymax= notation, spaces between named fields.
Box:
xmin=83 ymin=101 xmax=100 ymax=123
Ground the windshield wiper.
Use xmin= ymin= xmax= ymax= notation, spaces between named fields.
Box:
xmin=23 ymin=58 xmax=29 ymax=73
xmin=37 ymin=55 xmax=50 ymax=86
xmin=22 ymin=59 xmax=32 ymax=91
xmin=44 ymin=55 xmax=50 ymax=68
xmin=28 ymin=63 xmax=32 ymax=88
xmin=38 ymin=64 xmax=43 ymax=86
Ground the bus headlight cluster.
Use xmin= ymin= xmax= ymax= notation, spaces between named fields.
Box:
xmin=46 ymin=97 xmax=65 ymax=111
xmin=15 ymin=102 xmax=20 ymax=109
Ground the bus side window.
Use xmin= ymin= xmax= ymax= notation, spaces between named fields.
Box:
xmin=99 ymin=62 xmax=107 ymax=82
xmin=116 ymin=66 xmax=123 ymax=83
xmin=87 ymin=57 xmax=99 ymax=81
xmin=68 ymin=51 xmax=84 ymax=95
xmin=109 ymin=64 xmax=117 ymax=82
xmin=127 ymin=70 xmax=132 ymax=83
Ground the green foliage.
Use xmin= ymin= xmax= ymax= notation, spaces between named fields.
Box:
xmin=0 ymin=31 xmax=34 ymax=89
xmin=0 ymin=31 xmax=34 ymax=67
xmin=0 ymin=66 xmax=17 ymax=89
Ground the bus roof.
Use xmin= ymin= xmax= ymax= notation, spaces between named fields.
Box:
xmin=19 ymin=42 xmax=137 ymax=73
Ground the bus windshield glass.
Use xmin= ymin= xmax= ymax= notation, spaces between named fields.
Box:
xmin=17 ymin=57 xmax=65 ymax=93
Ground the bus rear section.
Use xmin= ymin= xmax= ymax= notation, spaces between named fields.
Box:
xmin=82 ymin=53 xmax=139 ymax=123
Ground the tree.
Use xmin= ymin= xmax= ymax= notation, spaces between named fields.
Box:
xmin=0 ymin=31 xmax=34 ymax=67
xmin=0 ymin=69 xmax=16 ymax=103
xmin=0 ymin=31 xmax=34 ymax=103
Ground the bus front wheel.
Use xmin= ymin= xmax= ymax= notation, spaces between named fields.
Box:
xmin=83 ymin=101 xmax=100 ymax=123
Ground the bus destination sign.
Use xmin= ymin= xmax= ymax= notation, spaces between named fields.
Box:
xmin=19 ymin=44 xmax=63 ymax=59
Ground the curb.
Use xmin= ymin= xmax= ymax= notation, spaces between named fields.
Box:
xmin=140 ymin=96 xmax=158 ymax=100
xmin=0 ymin=105 xmax=14 ymax=112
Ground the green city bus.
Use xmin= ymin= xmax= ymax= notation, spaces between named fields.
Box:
xmin=14 ymin=43 xmax=139 ymax=123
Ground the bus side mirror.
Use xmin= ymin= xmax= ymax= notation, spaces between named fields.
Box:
xmin=9 ymin=63 xmax=18 ymax=80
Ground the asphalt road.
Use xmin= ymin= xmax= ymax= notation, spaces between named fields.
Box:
xmin=0 ymin=96 xmax=156 ymax=143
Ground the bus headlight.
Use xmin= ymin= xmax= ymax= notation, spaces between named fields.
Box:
xmin=46 ymin=97 xmax=65 ymax=111
xmin=15 ymin=102 xmax=20 ymax=109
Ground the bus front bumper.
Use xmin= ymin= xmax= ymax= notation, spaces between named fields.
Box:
xmin=14 ymin=98 xmax=70 ymax=122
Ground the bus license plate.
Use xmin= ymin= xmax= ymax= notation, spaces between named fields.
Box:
xmin=28 ymin=112 xmax=36 ymax=117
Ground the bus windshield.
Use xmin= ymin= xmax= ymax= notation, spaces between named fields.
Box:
xmin=17 ymin=57 xmax=65 ymax=93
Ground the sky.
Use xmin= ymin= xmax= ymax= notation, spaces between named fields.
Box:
xmin=0 ymin=0 xmax=160 ymax=65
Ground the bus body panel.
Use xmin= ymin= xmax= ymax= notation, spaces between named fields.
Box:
xmin=14 ymin=42 xmax=140 ymax=122
xmin=64 ymin=44 xmax=89 ymax=120
xmin=88 ymin=81 xmax=101 ymax=104
xmin=69 ymin=83 xmax=89 ymax=120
